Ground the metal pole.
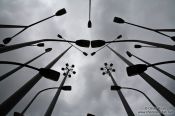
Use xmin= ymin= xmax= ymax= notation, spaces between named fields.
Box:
xmin=131 ymin=53 xmax=175 ymax=80
xmin=108 ymin=71 xmax=135 ymax=116
xmin=0 ymin=46 xmax=72 ymax=115
xmin=107 ymin=46 xmax=175 ymax=107
xmin=107 ymin=40 xmax=175 ymax=51
xmin=0 ymin=39 xmax=74 ymax=54
xmin=0 ymin=50 xmax=47 ymax=81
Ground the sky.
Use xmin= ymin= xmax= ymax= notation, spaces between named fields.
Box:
xmin=0 ymin=0 xmax=175 ymax=116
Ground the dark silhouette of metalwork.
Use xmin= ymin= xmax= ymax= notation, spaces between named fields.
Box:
xmin=0 ymin=46 xmax=72 ymax=115
xmin=113 ymin=17 xmax=175 ymax=41
xmin=100 ymin=63 xmax=135 ymax=116
xmin=107 ymin=46 xmax=175 ymax=107
xmin=111 ymin=86 xmax=165 ymax=116
xmin=2 ymin=8 xmax=67 ymax=44
xmin=57 ymin=34 xmax=88 ymax=56
xmin=126 ymin=51 xmax=175 ymax=80
xmin=14 ymin=86 xmax=71 ymax=116
xmin=87 ymin=113 xmax=95 ymax=116
xmin=44 ymin=63 xmax=76 ymax=116
xmin=134 ymin=44 xmax=159 ymax=48
xmin=0 ymin=39 xmax=90 ymax=54
xmin=0 ymin=24 xmax=27 ymax=28
xmin=127 ymin=60 xmax=175 ymax=77
xmin=0 ymin=48 xmax=52 ymax=81
xmin=88 ymin=0 xmax=92 ymax=28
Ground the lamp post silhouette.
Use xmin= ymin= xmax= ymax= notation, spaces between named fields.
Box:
xmin=0 ymin=61 xmax=60 ymax=81
xmin=107 ymin=46 xmax=175 ymax=107
xmin=0 ymin=48 xmax=52 ymax=81
xmin=14 ymin=86 xmax=71 ymax=116
xmin=44 ymin=63 xmax=76 ymax=116
xmin=2 ymin=8 xmax=67 ymax=44
xmin=113 ymin=17 xmax=175 ymax=42
xmin=0 ymin=24 xmax=27 ymax=28
xmin=91 ymin=35 xmax=122 ymax=56
xmin=0 ymin=46 xmax=72 ymax=115
xmin=126 ymin=51 xmax=175 ymax=80
xmin=100 ymin=63 xmax=135 ymax=116
xmin=88 ymin=0 xmax=92 ymax=28
xmin=57 ymin=34 xmax=88 ymax=56
xmin=0 ymin=39 xmax=90 ymax=54
xmin=111 ymin=86 xmax=165 ymax=116
xmin=126 ymin=60 xmax=175 ymax=77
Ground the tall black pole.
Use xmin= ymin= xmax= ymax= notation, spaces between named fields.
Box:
xmin=0 ymin=46 xmax=72 ymax=115
xmin=0 ymin=48 xmax=51 ymax=81
xmin=127 ymin=51 xmax=175 ymax=80
xmin=107 ymin=69 xmax=135 ymax=116
xmin=44 ymin=63 xmax=75 ymax=116
xmin=107 ymin=46 xmax=175 ymax=107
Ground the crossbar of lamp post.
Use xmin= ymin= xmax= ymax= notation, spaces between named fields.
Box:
xmin=0 ymin=39 xmax=74 ymax=54
xmin=107 ymin=46 xmax=175 ymax=107
xmin=126 ymin=51 xmax=175 ymax=80
xmin=0 ymin=48 xmax=52 ymax=81
xmin=111 ymin=86 xmax=165 ymax=116
xmin=0 ymin=46 xmax=72 ymax=115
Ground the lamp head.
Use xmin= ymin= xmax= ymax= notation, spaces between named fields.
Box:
xmin=45 ymin=48 xmax=52 ymax=52
xmin=61 ymin=86 xmax=72 ymax=91
xmin=87 ymin=113 xmax=95 ymax=116
xmin=126 ymin=51 xmax=132 ymax=57
xmin=37 ymin=43 xmax=44 ymax=47
xmin=39 ymin=68 xmax=60 ymax=81
xmin=91 ymin=40 xmax=106 ymax=48
xmin=75 ymin=40 xmax=90 ymax=48
xmin=55 ymin=8 xmax=67 ymax=16
xmin=117 ymin=35 xmax=122 ymax=39
xmin=113 ymin=17 xmax=125 ymax=24
xmin=91 ymin=52 xmax=96 ymax=56
xmin=3 ymin=37 xmax=12 ymax=44
xmin=126 ymin=64 xmax=148 ymax=76
xmin=57 ymin=34 xmax=63 ymax=38
xmin=14 ymin=112 xmax=24 ymax=116
xmin=111 ymin=85 xmax=121 ymax=91
xmin=134 ymin=44 xmax=142 ymax=48
xmin=171 ymin=36 xmax=175 ymax=42
xmin=83 ymin=52 xmax=88 ymax=56
xmin=88 ymin=20 xmax=92 ymax=28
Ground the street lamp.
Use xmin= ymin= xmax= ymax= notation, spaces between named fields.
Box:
xmin=0 ymin=38 xmax=90 ymax=54
xmin=126 ymin=51 xmax=175 ymax=80
xmin=88 ymin=0 xmax=92 ymax=28
xmin=111 ymin=85 xmax=165 ymax=116
xmin=44 ymin=63 xmax=76 ymax=116
xmin=127 ymin=60 xmax=175 ymax=76
xmin=0 ymin=48 xmax=52 ymax=81
xmin=113 ymin=17 xmax=175 ymax=41
xmin=101 ymin=63 xmax=135 ymax=116
xmin=57 ymin=34 xmax=88 ymax=56
xmin=2 ymin=8 xmax=67 ymax=44
xmin=0 ymin=61 xmax=60 ymax=81
xmin=14 ymin=86 xmax=71 ymax=116
xmin=91 ymin=35 xmax=122 ymax=56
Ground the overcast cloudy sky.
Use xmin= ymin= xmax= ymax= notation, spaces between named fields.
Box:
xmin=0 ymin=0 xmax=175 ymax=116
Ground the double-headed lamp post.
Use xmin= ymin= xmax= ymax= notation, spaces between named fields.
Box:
xmin=14 ymin=86 xmax=71 ymax=116
xmin=44 ymin=63 xmax=76 ymax=116
xmin=100 ymin=63 xmax=135 ymax=116
xmin=111 ymin=86 xmax=165 ymax=116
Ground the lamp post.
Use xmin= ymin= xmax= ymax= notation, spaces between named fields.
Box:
xmin=113 ymin=17 xmax=175 ymax=42
xmin=126 ymin=60 xmax=175 ymax=77
xmin=44 ymin=63 xmax=76 ymax=116
xmin=0 ymin=39 xmax=90 ymax=54
xmin=2 ymin=8 xmax=67 ymax=44
xmin=13 ymin=86 xmax=71 ymax=116
xmin=88 ymin=0 xmax=92 ymax=28
xmin=100 ymin=63 xmax=135 ymax=116
xmin=0 ymin=61 xmax=60 ymax=81
xmin=0 ymin=48 xmax=52 ymax=81
xmin=126 ymin=51 xmax=175 ymax=80
xmin=57 ymin=34 xmax=88 ymax=56
xmin=111 ymin=86 xmax=165 ymax=116
xmin=107 ymin=46 xmax=175 ymax=107
xmin=0 ymin=46 xmax=72 ymax=115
